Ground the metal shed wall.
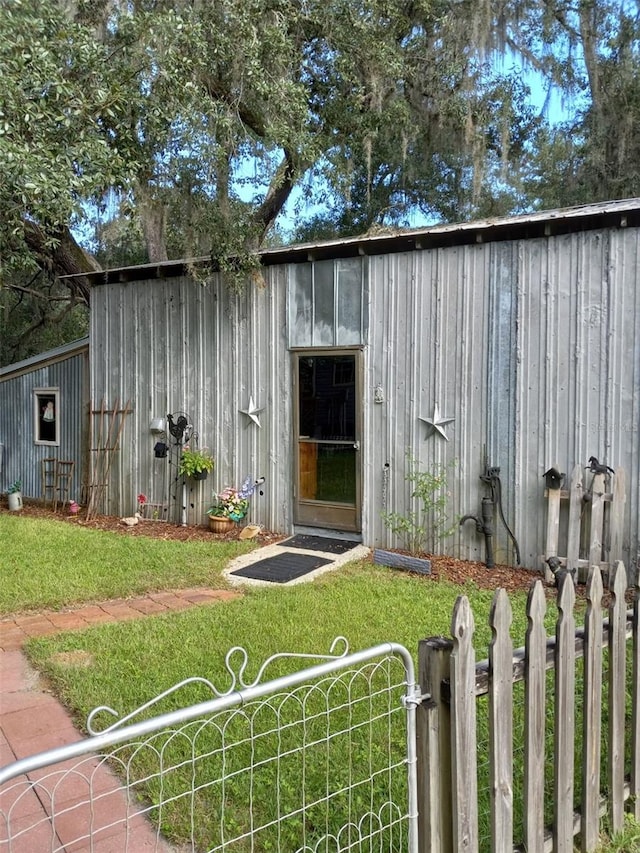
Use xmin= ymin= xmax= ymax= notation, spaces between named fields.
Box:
xmin=89 ymin=269 xmax=291 ymax=529
xmin=0 ymin=343 xmax=89 ymax=501
xmin=90 ymin=221 xmax=640 ymax=573
xmin=364 ymin=226 xmax=640 ymax=572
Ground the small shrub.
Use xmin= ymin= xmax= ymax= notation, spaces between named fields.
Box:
xmin=381 ymin=453 xmax=457 ymax=555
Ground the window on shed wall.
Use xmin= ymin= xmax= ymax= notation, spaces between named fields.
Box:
xmin=288 ymin=257 xmax=367 ymax=347
xmin=33 ymin=388 xmax=60 ymax=446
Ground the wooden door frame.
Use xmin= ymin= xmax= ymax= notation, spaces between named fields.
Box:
xmin=292 ymin=348 xmax=363 ymax=532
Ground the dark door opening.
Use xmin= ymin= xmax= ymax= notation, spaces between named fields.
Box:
xmin=294 ymin=351 xmax=362 ymax=532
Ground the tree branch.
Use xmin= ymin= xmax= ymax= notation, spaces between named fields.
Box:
xmin=250 ymin=148 xmax=307 ymax=243
xmin=3 ymin=282 xmax=79 ymax=303
xmin=23 ymin=222 xmax=101 ymax=305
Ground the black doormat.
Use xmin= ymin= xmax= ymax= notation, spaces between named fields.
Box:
xmin=231 ymin=553 xmax=332 ymax=583
xmin=279 ymin=534 xmax=361 ymax=554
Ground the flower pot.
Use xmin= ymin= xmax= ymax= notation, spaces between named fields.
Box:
xmin=8 ymin=492 xmax=23 ymax=512
xmin=208 ymin=515 xmax=235 ymax=534
xmin=192 ymin=470 xmax=208 ymax=481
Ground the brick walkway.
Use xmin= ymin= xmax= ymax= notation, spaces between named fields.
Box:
xmin=0 ymin=587 xmax=240 ymax=851
xmin=0 ymin=587 xmax=240 ymax=652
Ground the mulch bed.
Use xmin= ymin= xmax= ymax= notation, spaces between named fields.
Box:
xmin=6 ymin=501 xmax=283 ymax=546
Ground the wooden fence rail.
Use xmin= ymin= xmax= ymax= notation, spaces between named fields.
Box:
xmin=418 ymin=561 xmax=639 ymax=853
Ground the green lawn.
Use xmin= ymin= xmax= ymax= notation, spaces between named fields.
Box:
xmin=4 ymin=513 xmax=633 ymax=852
xmin=0 ymin=514 xmax=254 ymax=614
xmin=26 ymin=563 xmax=532 ymax=718
xmin=26 ymin=563 xmax=534 ymax=850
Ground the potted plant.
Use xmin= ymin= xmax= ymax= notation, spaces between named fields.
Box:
xmin=178 ymin=446 xmax=214 ymax=480
xmin=207 ymin=478 xmax=254 ymax=532
xmin=7 ymin=479 xmax=23 ymax=512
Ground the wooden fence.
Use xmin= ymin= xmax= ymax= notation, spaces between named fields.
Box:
xmin=417 ymin=561 xmax=639 ymax=853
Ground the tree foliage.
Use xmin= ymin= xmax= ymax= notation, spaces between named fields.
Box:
xmin=2 ymin=0 xmax=640 ymax=363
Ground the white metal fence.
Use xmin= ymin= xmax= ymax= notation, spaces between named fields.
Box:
xmin=0 ymin=640 xmax=420 ymax=852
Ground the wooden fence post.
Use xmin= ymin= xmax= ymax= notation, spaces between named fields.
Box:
xmin=609 ymin=469 xmax=626 ymax=571
xmin=554 ymin=573 xmax=576 ymax=853
xmin=566 ymin=464 xmax=584 ymax=578
xmin=588 ymin=473 xmax=606 ymax=577
xmin=608 ymin=561 xmax=627 ymax=834
xmin=581 ymin=567 xmax=603 ymax=853
xmin=545 ymin=485 xmax=562 ymax=582
xmin=523 ymin=581 xmax=547 ymax=853
xmin=632 ymin=567 xmax=640 ymax=822
xmin=450 ymin=596 xmax=479 ymax=853
xmin=488 ymin=589 xmax=514 ymax=851
xmin=417 ymin=636 xmax=453 ymax=853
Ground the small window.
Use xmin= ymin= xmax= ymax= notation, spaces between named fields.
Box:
xmin=288 ymin=257 xmax=367 ymax=347
xmin=34 ymin=388 xmax=60 ymax=446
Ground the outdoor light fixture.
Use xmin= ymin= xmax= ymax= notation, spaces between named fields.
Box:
xmin=154 ymin=441 xmax=168 ymax=458
xmin=150 ymin=417 xmax=166 ymax=434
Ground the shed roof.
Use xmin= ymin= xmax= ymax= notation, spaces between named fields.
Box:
xmin=0 ymin=337 xmax=89 ymax=381
xmin=63 ymin=198 xmax=640 ymax=286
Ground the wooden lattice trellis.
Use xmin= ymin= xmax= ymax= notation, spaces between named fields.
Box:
xmin=86 ymin=398 xmax=132 ymax=520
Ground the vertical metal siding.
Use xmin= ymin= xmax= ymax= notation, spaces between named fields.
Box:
xmin=90 ymin=223 xmax=640 ymax=572
xmin=365 ymin=227 xmax=639 ymax=570
xmin=90 ymin=269 xmax=292 ymax=530
xmin=365 ymin=245 xmax=491 ymax=562
xmin=0 ymin=348 xmax=89 ymax=501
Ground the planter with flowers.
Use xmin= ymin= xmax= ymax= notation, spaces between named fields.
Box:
xmin=207 ymin=478 xmax=255 ymax=533
xmin=178 ymin=447 xmax=214 ymax=481
xmin=7 ymin=479 xmax=23 ymax=512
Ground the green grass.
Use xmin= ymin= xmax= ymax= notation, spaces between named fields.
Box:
xmin=26 ymin=563 xmax=529 ymax=717
xmin=597 ymin=815 xmax=640 ymax=851
xmin=6 ymin=515 xmax=632 ymax=851
xmin=26 ymin=564 xmax=536 ymax=850
xmin=0 ymin=514 xmax=255 ymax=614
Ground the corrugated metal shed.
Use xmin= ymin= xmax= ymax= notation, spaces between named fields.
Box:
xmin=0 ymin=338 xmax=89 ymax=500
xmin=78 ymin=199 xmax=640 ymax=574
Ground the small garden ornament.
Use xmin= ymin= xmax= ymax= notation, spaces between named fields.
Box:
xmin=7 ymin=479 xmax=23 ymax=512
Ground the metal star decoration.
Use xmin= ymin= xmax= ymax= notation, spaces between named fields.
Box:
xmin=239 ymin=396 xmax=264 ymax=428
xmin=419 ymin=403 xmax=455 ymax=441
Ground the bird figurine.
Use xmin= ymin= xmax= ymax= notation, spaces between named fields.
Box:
xmin=167 ymin=413 xmax=189 ymax=444
xmin=586 ymin=456 xmax=615 ymax=476
xmin=546 ymin=555 xmax=562 ymax=574
xmin=120 ymin=512 xmax=142 ymax=527
xmin=545 ymin=556 xmax=577 ymax=587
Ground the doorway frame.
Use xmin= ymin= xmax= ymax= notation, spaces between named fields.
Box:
xmin=291 ymin=347 xmax=363 ymax=532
